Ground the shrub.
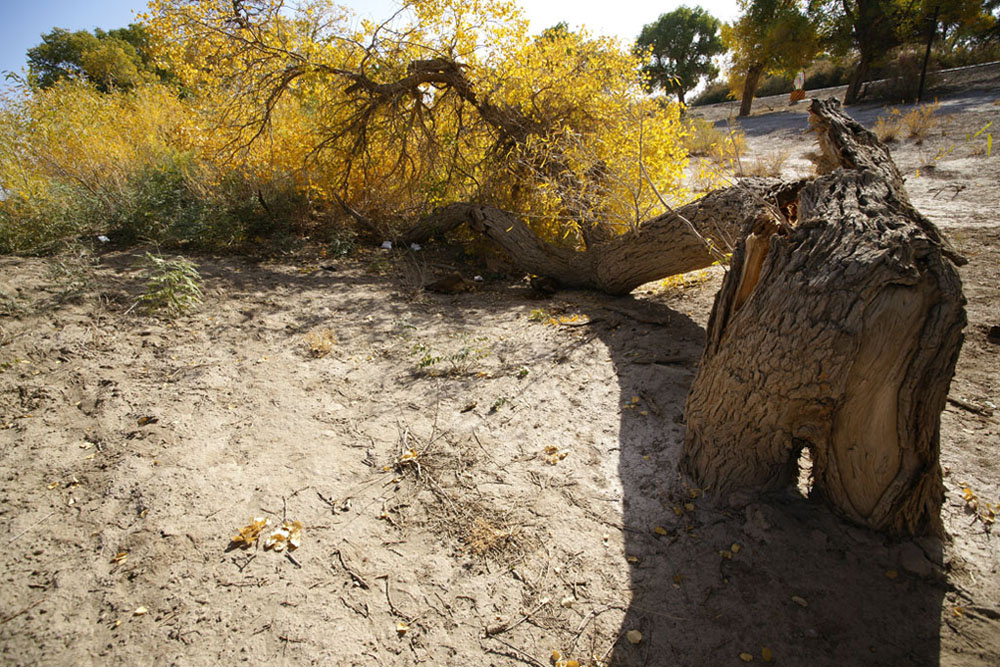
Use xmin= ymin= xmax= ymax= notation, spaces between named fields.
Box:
xmin=902 ymin=101 xmax=940 ymax=142
xmin=871 ymin=102 xmax=940 ymax=144
xmin=869 ymin=47 xmax=940 ymax=103
xmin=873 ymin=109 xmax=902 ymax=143
xmin=739 ymin=150 xmax=791 ymax=178
xmin=682 ymin=117 xmax=746 ymax=163
xmin=689 ymin=80 xmax=732 ymax=106
xmin=137 ymin=253 xmax=203 ymax=318
xmin=755 ymin=74 xmax=793 ymax=98
xmin=803 ymin=58 xmax=852 ymax=90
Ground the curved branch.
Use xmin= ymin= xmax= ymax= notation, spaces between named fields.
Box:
xmin=401 ymin=178 xmax=794 ymax=295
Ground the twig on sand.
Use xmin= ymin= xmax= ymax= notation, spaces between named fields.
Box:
xmin=569 ymin=604 xmax=626 ymax=654
xmin=947 ymin=396 xmax=994 ymax=417
xmin=1 ymin=596 xmax=48 ymax=625
xmin=333 ymin=548 xmax=369 ymax=589
xmin=376 ymin=574 xmax=410 ymax=621
xmin=6 ymin=509 xmax=57 ymax=546
xmin=480 ymin=636 xmax=546 ymax=667
xmin=484 ymin=597 xmax=551 ymax=636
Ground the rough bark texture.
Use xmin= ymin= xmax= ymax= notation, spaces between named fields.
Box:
xmin=738 ymin=63 xmax=765 ymax=117
xmin=683 ymin=99 xmax=966 ymax=536
xmin=403 ymin=179 xmax=802 ymax=295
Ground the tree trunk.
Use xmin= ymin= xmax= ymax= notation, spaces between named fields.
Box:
xmin=844 ymin=53 xmax=871 ymax=105
xmin=738 ymin=63 xmax=765 ymax=117
xmin=402 ymin=178 xmax=797 ymax=295
xmin=917 ymin=5 xmax=940 ymax=103
xmin=682 ymin=99 xmax=966 ymax=536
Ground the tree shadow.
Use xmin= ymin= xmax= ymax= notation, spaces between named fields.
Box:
xmin=582 ymin=294 xmax=946 ymax=665
xmin=90 ymin=249 xmax=947 ymax=663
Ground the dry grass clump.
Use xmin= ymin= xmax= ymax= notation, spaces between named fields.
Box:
xmin=873 ymin=110 xmax=902 ymax=142
xmin=903 ymin=101 xmax=940 ymax=142
xmin=460 ymin=515 xmax=521 ymax=559
xmin=873 ymin=102 xmax=940 ymax=144
xmin=739 ymin=149 xmax=792 ymax=178
xmin=402 ymin=433 xmax=533 ymax=564
xmin=303 ymin=328 xmax=337 ymax=357
xmin=682 ymin=116 xmax=746 ymax=162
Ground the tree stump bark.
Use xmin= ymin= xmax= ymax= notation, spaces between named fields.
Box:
xmin=682 ymin=99 xmax=966 ymax=536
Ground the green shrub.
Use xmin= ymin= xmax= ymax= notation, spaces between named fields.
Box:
xmin=137 ymin=252 xmax=203 ymax=318
xmin=755 ymin=74 xmax=793 ymax=98
xmin=803 ymin=59 xmax=852 ymax=90
xmin=689 ymin=80 xmax=732 ymax=106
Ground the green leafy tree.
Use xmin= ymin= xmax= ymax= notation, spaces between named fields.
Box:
xmin=808 ymin=0 xmax=987 ymax=104
xmin=724 ymin=0 xmax=818 ymax=116
xmin=26 ymin=24 xmax=167 ymax=92
xmin=635 ymin=6 xmax=726 ymax=105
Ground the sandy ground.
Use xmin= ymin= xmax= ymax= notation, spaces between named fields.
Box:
xmin=1 ymin=81 xmax=999 ymax=666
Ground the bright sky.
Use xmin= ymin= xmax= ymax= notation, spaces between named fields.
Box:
xmin=1 ymin=0 xmax=742 ymax=81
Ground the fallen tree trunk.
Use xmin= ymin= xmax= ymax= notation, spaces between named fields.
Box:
xmin=403 ymin=178 xmax=801 ymax=295
xmin=682 ymin=99 xmax=966 ymax=536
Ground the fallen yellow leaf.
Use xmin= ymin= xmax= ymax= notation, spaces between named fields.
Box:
xmin=231 ymin=517 xmax=269 ymax=548
xmin=626 ymin=629 xmax=642 ymax=645
xmin=762 ymin=647 xmax=773 ymax=662
xmin=396 ymin=621 xmax=409 ymax=635
xmin=885 ymin=569 xmax=899 ymax=580
xmin=653 ymin=526 xmax=668 ymax=536
xmin=739 ymin=652 xmax=754 ymax=662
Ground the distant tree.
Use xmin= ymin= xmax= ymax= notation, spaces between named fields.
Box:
xmin=635 ymin=6 xmax=725 ymax=105
xmin=539 ymin=21 xmax=571 ymax=41
xmin=26 ymin=24 xmax=167 ymax=92
xmin=808 ymin=0 xmax=987 ymax=104
xmin=724 ymin=0 xmax=818 ymax=116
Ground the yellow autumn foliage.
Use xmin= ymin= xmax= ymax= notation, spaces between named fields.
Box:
xmin=2 ymin=0 xmax=692 ymax=254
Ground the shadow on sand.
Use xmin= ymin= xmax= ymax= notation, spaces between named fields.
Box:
xmin=581 ymin=294 xmax=946 ymax=665
xmin=100 ymin=248 xmax=947 ymax=664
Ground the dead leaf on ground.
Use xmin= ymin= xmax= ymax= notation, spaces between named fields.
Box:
xmin=264 ymin=520 xmax=303 ymax=552
xmin=231 ymin=517 xmax=269 ymax=548
xmin=542 ymin=445 xmax=569 ymax=465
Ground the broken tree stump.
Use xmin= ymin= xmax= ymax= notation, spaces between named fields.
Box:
xmin=682 ymin=99 xmax=966 ymax=536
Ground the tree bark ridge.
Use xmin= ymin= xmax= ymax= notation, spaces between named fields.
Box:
xmin=683 ymin=99 xmax=966 ymax=536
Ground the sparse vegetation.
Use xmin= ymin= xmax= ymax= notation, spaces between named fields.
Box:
xmin=739 ymin=149 xmax=791 ymax=178
xmin=411 ymin=335 xmax=493 ymax=377
xmin=682 ymin=117 xmax=748 ymax=163
xmin=874 ymin=109 xmax=903 ymax=143
xmin=137 ymin=252 xmax=202 ymax=318
xmin=873 ymin=102 xmax=940 ymax=144
xmin=303 ymin=329 xmax=337 ymax=358
xmin=903 ymin=101 xmax=941 ymax=142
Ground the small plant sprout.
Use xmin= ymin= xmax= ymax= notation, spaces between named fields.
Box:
xmin=138 ymin=253 xmax=203 ymax=318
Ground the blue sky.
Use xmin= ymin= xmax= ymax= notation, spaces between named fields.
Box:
xmin=1 ymin=0 xmax=741 ymax=81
